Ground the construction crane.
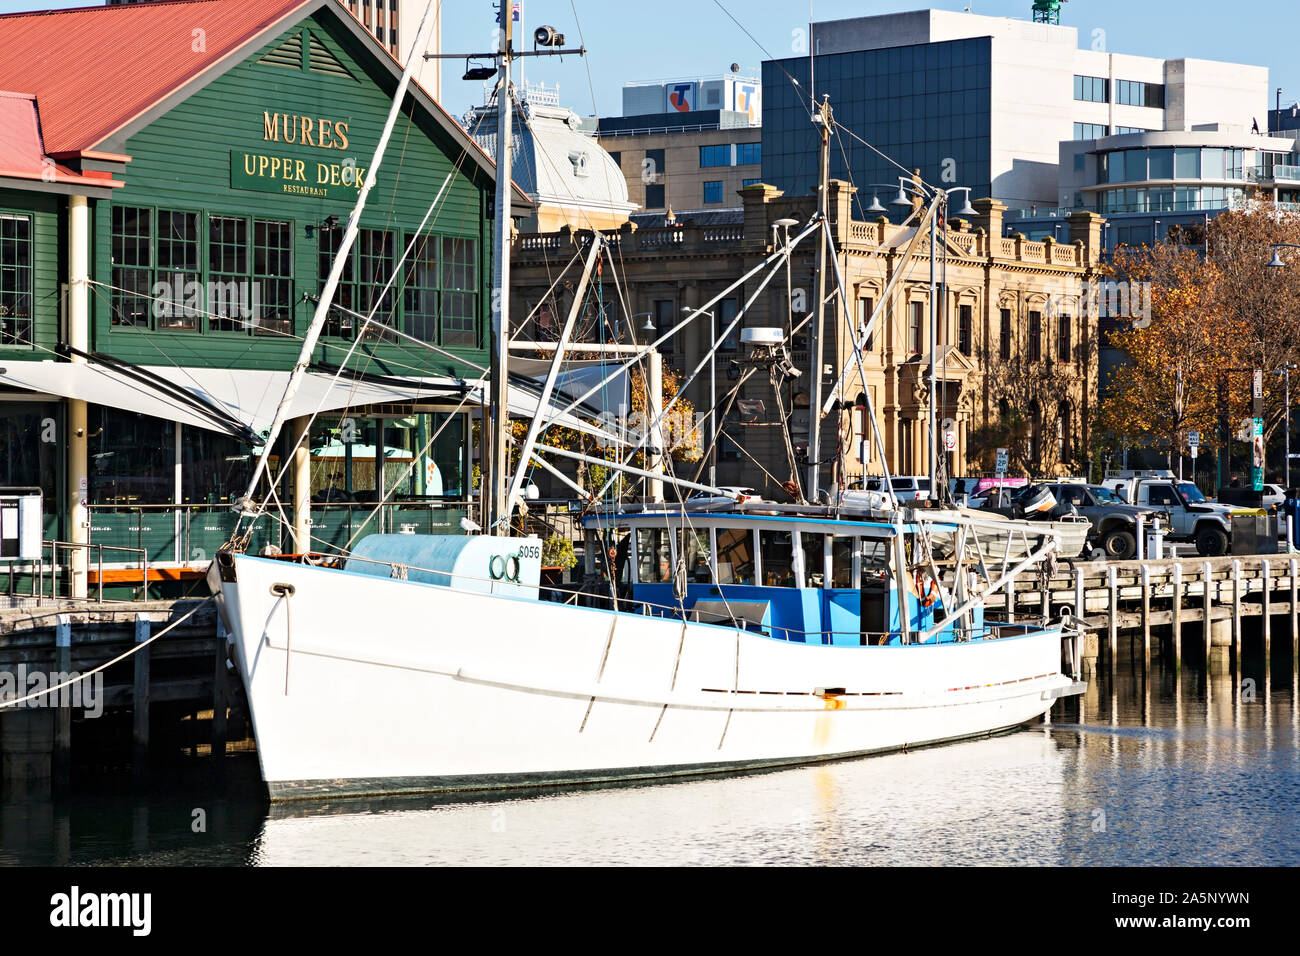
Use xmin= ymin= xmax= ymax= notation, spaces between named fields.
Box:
xmin=1032 ymin=0 xmax=1068 ymax=25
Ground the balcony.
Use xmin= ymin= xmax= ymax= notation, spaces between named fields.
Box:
xmin=1248 ymin=165 xmax=1300 ymax=184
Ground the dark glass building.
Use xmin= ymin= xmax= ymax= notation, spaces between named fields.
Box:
xmin=762 ymin=37 xmax=992 ymax=210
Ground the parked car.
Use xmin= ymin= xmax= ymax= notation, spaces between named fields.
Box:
xmin=1101 ymin=474 xmax=1239 ymax=556
xmin=858 ymin=475 xmax=932 ymax=501
xmin=1046 ymin=482 xmax=1167 ymax=560
xmin=687 ymin=486 xmax=762 ymax=507
xmin=1261 ymin=483 xmax=1286 ymax=511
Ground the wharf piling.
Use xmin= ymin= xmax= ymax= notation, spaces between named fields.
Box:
xmin=0 ymin=599 xmax=250 ymax=797
xmin=998 ymin=553 xmax=1300 ymax=673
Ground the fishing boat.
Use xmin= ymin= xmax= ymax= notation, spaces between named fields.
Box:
xmin=208 ymin=2 xmax=1086 ymax=801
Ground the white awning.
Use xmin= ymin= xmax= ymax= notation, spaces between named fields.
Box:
xmin=0 ymin=360 xmax=614 ymax=444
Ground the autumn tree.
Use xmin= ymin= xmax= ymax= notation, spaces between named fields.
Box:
xmin=1205 ymin=202 xmax=1300 ymax=443
xmin=973 ymin=286 xmax=1096 ymax=477
xmin=1098 ymin=201 xmax=1300 ymax=472
xmin=1096 ymin=242 xmax=1238 ymax=458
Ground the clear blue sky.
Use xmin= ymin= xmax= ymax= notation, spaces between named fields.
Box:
xmin=2 ymin=0 xmax=1295 ymax=126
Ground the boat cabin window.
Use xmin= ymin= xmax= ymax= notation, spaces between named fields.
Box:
xmin=831 ymin=536 xmax=855 ymax=588
xmin=861 ymin=538 xmax=890 ymax=580
xmin=715 ymin=526 xmax=755 ymax=584
xmin=760 ymin=530 xmax=795 ymax=587
xmin=680 ymin=528 xmax=711 ymax=583
xmin=636 ymin=528 xmax=673 ymax=583
xmin=799 ymin=533 xmax=826 ymax=588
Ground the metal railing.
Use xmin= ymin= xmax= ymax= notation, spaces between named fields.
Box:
xmin=84 ymin=501 xmax=472 ymax=564
xmin=20 ymin=539 xmax=149 ymax=605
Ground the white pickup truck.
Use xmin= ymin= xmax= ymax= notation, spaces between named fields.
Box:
xmin=1102 ymin=474 xmax=1241 ymax=556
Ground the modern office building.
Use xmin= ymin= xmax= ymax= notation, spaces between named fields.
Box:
xmin=1011 ymin=125 xmax=1300 ymax=247
xmin=0 ymin=0 xmax=524 ymax=598
xmin=594 ymin=75 xmax=762 ymax=214
xmin=761 ymin=8 xmax=1269 ymax=214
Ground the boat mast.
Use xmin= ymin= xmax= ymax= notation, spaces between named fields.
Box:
xmin=808 ymin=95 xmax=832 ymax=502
xmin=485 ymin=10 xmax=514 ymax=534
xmin=234 ymin=2 xmax=439 ymax=524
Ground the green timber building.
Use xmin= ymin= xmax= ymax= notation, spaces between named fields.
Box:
xmin=0 ymin=0 xmax=529 ymax=597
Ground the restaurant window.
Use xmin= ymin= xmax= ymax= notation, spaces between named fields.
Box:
xmin=110 ymin=205 xmax=200 ymax=331
xmin=0 ymin=213 xmax=33 ymax=346
xmin=181 ymin=427 xmax=255 ymax=505
xmin=440 ymin=237 xmax=478 ymax=347
xmin=209 ymin=216 xmax=294 ymax=335
xmin=318 ymin=227 xmax=397 ymax=338
xmin=0 ymin=402 xmax=58 ymax=513
xmin=88 ymin=407 xmax=175 ymax=504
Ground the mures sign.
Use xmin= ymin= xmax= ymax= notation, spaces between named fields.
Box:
xmin=230 ymin=111 xmax=364 ymax=200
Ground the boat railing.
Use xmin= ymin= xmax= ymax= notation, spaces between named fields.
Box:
xmin=286 ymin=550 xmax=1050 ymax=646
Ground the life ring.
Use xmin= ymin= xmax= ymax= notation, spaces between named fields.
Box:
xmin=914 ymin=570 xmax=938 ymax=608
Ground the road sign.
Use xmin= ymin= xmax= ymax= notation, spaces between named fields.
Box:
xmin=1252 ymin=416 xmax=1265 ymax=491
xmin=1188 ymin=430 xmax=1200 ymax=447
xmin=1190 ymin=446 xmax=1198 ymax=460
xmin=944 ymin=430 xmax=956 ymax=452
xmin=995 ymin=447 xmax=1008 ymax=474
xmin=1253 ymin=369 xmax=1263 ymax=400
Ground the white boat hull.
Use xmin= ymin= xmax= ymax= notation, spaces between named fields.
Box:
xmin=217 ymin=554 xmax=1080 ymax=800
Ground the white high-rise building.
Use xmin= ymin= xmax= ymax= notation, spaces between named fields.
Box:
xmin=762 ymin=7 xmax=1269 ymax=211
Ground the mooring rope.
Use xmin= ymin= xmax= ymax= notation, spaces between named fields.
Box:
xmin=0 ymin=598 xmax=214 ymax=710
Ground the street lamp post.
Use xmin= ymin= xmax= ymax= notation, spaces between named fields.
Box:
xmin=889 ymin=179 xmax=974 ymax=501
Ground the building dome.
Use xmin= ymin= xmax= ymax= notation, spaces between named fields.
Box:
xmin=468 ymin=88 xmax=635 ymax=231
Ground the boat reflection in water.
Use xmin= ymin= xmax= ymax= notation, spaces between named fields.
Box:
xmin=251 ymin=729 xmax=1075 ymax=866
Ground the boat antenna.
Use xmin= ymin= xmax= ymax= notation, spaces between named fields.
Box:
xmin=425 ymin=5 xmax=585 ymax=533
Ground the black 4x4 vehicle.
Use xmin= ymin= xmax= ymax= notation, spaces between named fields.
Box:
xmin=1046 ymin=483 xmax=1168 ymax=560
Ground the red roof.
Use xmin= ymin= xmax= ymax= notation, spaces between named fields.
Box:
xmin=0 ymin=90 xmax=123 ymax=188
xmin=0 ymin=0 xmax=314 ymax=155
xmin=0 ymin=0 xmax=533 ymax=208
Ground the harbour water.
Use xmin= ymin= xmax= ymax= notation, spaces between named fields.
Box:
xmin=3 ymin=643 xmax=1298 ymax=866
